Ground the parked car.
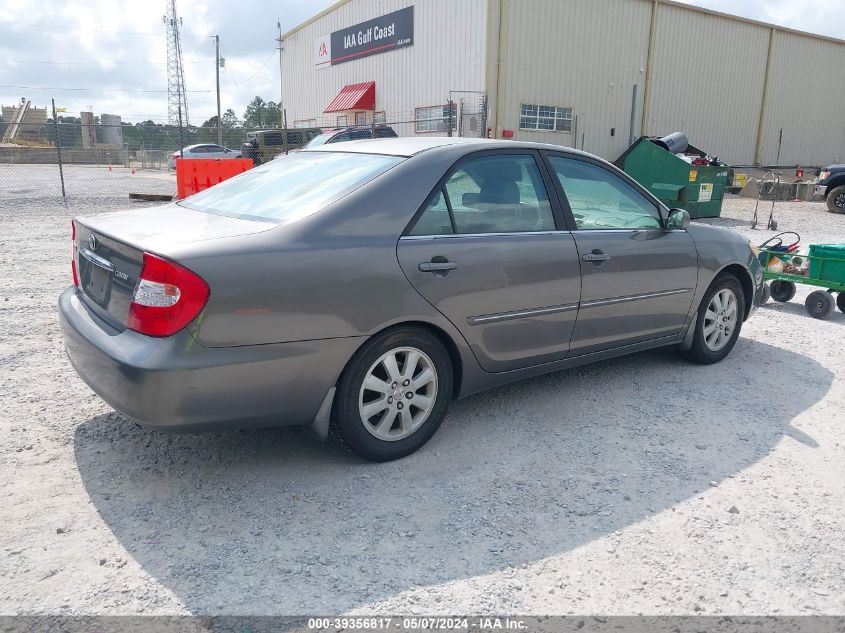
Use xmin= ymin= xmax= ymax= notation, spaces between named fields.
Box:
xmin=815 ymin=164 xmax=845 ymax=213
xmin=168 ymin=144 xmax=241 ymax=168
xmin=60 ymin=138 xmax=765 ymax=462
xmin=241 ymin=128 xmax=321 ymax=165
xmin=303 ymin=125 xmax=398 ymax=149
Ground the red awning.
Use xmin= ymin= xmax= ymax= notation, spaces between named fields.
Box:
xmin=324 ymin=81 xmax=375 ymax=113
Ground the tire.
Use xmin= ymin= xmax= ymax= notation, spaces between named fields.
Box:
xmin=683 ymin=273 xmax=745 ymax=365
xmin=827 ymin=185 xmax=845 ymax=214
xmin=332 ymin=327 xmax=454 ymax=462
xmin=769 ymin=280 xmax=796 ymax=302
xmin=838 ymin=292 xmax=845 ymax=314
xmin=761 ymin=283 xmax=771 ymax=304
xmin=805 ymin=290 xmax=835 ymax=319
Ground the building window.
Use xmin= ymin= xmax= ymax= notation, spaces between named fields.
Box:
xmin=354 ymin=111 xmax=367 ymax=125
xmin=294 ymin=119 xmax=317 ymax=128
xmin=519 ymin=104 xmax=573 ymax=132
xmin=336 ymin=115 xmax=348 ymax=127
xmin=415 ymin=104 xmax=457 ymax=134
xmin=373 ymin=111 xmax=386 ymax=124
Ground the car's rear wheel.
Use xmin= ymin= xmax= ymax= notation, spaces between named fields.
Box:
xmin=837 ymin=292 xmax=845 ymax=314
xmin=684 ymin=273 xmax=745 ymax=364
xmin=333 ymin=327 xmax=453 ymax=462
xmin=826 ymin=185 xmax=845 ymax=214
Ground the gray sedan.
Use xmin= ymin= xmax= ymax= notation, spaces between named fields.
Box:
xmin=60 ymin=138 xmax=765 ymax=461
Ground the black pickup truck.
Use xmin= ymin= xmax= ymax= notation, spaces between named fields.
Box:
xmin=816 ymin=164 xmax=845 ymax=213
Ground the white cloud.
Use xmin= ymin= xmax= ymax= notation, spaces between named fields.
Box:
xmin=0 ymin=0 xmax=334 ymax=124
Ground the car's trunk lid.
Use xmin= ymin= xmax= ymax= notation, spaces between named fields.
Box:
xmin=74 ymin=203 xmax=274 ymax=330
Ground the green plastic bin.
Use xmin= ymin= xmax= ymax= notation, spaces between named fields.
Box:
xmin=808 ymin=244 xmax=845 ymax=283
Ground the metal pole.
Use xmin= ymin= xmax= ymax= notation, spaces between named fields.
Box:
xmin=754 ymin=28 xmax=775 ymax=166
xmin=277 ymin=20 xmax=284 ymax=126
xmin=51 ymin=99 xmax=66 ymax=202
xmin=175 ymin=20 xmax=184 ymax=159
xmin=215 ymin=34 xmax=222 ymax=146
xmin=283 ymin=108 xmax=289 ymax=155
xmin=629 ymin=84 xmax=639 ymax=146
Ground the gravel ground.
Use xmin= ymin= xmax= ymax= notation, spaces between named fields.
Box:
xmin=1 ymin=177 xmax=844 ymax=616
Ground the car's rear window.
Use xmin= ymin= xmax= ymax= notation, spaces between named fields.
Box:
xmin=179 ymin=151 xmax=402 ymax=222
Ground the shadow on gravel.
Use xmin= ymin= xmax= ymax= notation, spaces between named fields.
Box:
xmin=74 ymin=338 xmax=831 ymax=613
xmin=761 ymin=301 xmax=845 ymax=326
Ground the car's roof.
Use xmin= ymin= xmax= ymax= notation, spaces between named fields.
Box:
xmin=304 ymin=136 xmax=594 ymax=159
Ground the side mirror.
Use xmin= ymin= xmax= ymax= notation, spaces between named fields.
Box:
xmin=666 ymin=208 xmax=690 ymax=230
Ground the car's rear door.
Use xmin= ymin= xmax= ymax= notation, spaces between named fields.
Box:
xmin=397 ymin=150 xmax=581 ymax=373
xmin=542 ymin=153 xmax=698 ymax=356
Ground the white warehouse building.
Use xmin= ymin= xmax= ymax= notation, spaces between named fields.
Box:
xmin=280 ymin=0 xmax=845 ymax=166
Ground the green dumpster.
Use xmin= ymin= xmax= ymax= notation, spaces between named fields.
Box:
xmin=614 ymin=134 xmax=729 ymax=219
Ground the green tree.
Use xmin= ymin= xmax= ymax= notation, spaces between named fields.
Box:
xmin=221 ymin=108 xmax=239 ymax=128
xmin=243 ymin=96 xmax=268 ymax=128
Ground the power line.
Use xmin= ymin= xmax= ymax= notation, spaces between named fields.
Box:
xmin=0 ymin=17 xmax=209 ymax=38
xmin=2 ymin=59 xmax=213 ymax=65
xmin=226 ymin=48 xmax=277 ymax=85
xmin=0 ymin=84 xmax=211 ymax=94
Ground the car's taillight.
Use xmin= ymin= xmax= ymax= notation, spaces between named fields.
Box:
xmin=127 ymin=252 xmax=209 ymax=337
xmin=71 ymin=220 xmax=79 ymax=287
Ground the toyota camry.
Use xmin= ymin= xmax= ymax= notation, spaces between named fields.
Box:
xmin=60 ymin=137 xmax=765 ymax=461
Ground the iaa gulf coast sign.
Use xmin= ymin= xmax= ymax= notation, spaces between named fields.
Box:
xmin=315 ymin=6 xmax=414 ymax=68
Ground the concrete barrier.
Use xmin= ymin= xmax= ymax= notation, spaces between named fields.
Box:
xmin=0 ymin=147 xmax=126 ymax=165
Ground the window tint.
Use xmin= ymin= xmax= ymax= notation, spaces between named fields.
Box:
xmin=180 ymin=151 xmax=402 ymax=222
xmin=409 ymin=154 xmax=554 ymax=236
xmin=409 ymin=190 xmax=453 ymax=236
xmin=446 ymin=154 xmax=554 ymax=234
xmin=548 ymin=156 xmax=661 ymax=230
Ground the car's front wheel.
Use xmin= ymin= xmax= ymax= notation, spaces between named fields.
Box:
xmin=333 ymin=327 xmax=453 ymax=462
xmin=684 ymin=273 xmax=745 ymax=364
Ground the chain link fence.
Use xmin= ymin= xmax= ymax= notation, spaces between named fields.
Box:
xmin=0 ymin=98 xmax=487 ymax=213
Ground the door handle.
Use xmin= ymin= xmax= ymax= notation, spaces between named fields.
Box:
xmin=419 ymin=260 xmax=458 ymax=273
xmin=582 ymin=251 xmax=611 ymax=263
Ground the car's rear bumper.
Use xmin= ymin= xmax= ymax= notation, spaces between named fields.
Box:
xmin=59 ymin=286 xmax=363 ymax=431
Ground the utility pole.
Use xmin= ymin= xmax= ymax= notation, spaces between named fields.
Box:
xmin=215 ymin=34 xmax=222 ymax=145
xmin=51 ymin=98 xmax=66 ymax=202
xmin=277 ymin=19 xmax=284 ymax=125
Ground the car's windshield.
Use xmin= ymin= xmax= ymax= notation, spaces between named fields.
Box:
xmin=179 ymin=151 xmax=402 ymax=222
xmin=304 ymin=134 xmax=332 ymax=148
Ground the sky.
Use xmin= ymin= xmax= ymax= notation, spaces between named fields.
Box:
xmin=0 ymin=0 xmax=842 ymax=125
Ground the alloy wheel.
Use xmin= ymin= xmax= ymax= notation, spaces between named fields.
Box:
xmin=358 ymin=346 xmax=438 ymax=441
xmin=703 ymin=288 xmax=738 ymax=352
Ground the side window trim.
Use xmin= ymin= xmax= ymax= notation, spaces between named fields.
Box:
xmin=440 ymin=185 xmax=458 ymax=234
xmin=540 ymin=151 xmax=666 ymax=231
xmin=402 ymin=148 xmax=566 ymax=237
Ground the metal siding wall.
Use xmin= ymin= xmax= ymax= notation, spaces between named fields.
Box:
xmin=647 ymin=3 xmax=769 ymax=165
xmin=281 ymin=0 xmax=487 ymax=129
xmin=760 ymin=31 xmax=845 ymax=166
xmin=497 ymin=0 xmax=652 ymax=160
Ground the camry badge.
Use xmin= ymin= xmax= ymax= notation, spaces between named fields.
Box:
xmin=88 ymin=233 xmax=98 ymax=251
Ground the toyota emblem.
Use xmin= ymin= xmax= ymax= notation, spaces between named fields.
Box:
xmin=88 ymin=233 xmax=98 ymax=251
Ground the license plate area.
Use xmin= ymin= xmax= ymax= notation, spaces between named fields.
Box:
xmin=79 ymin=247 xmax=114 ymax=308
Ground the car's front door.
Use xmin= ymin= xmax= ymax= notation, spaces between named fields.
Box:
xmin=544 ymin=153 xmax=699 ymax=356
xmin=397 ymin=151 xmax=581 ymax=373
